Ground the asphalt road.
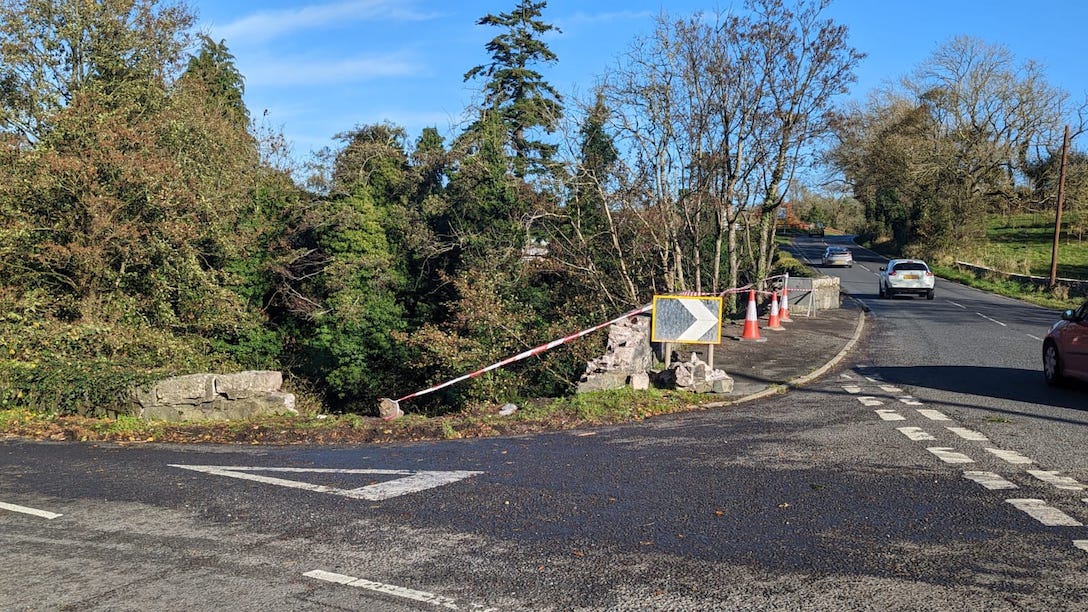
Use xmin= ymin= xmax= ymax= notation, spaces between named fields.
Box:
xmin=3 ymin=238 xmax=1087 ymax=611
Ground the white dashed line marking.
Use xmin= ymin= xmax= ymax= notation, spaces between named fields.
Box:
xmin=976 ymin=313 xmax=1007 ymax=327
xmin=984 ymin=448 xmax=1034 ymax=465
xmin=927 ymin=447 xmax=975 ymax=464
xmin=304 ymin=570 xmax=497 ymax=610
xmin=1027 ymin=470 xmax=1085 ymax=491
xmin=948 ymin=301 xmax=967 ymax=309
xmin=1076 ymin=541 xmax=1088 ymax=553
xmin=839 ymin=373 xmax=854 ymax=379
xmin=865 ymin=376 xmax=881 ymax=383
xmin=1026 ymin=334 xmax=1043 ymax=341
xmin=917 ymin=409 xmax=950 ymax=421
xmin=897 ymin=427 xmax=936 ymax=441
xmin=858 ymin=396 xmax=884 ymax=407
xmin=1006 ymin=499 xmax=1083 ymax=527
xmin=947 ymin=427 xmax=989 ymax=442
xmin=898 ymin=396 xmax=923 ymax=406
xmin=875 ymin=409 xmax=904 ymax=420
xmin=843 ymin=385 xmax=862 ymax=394
xmin=964 ymin=471 xmax=1018 ymax=490
xmin=0 ymin=502 xmax=62 ymax=520
xmin=879 ymin=385 xmax=903 ymax=393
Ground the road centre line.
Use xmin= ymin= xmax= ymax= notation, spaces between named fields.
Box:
xmin=304 ymin=570 xmax=497 ymax=611
xmin=1006 ymin=499 xmax=1083 ymax=527
xmin=976 ymin=312 xmax=1007 ymax=327
xmin=963 ymin=471 xmax=1017 ymax=490
xmin=0 ymin=501 xmax=62 ymax=520
xmin=984 ymin=448 xmax=1034 ymax=465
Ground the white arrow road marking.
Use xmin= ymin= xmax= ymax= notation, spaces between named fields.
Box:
xmin=1006 ymin=499 xmax=1083 ymax=527
xmin=0 ymin=502 xmax=62 ymax=520
xmin=898 ymin=396 xmax=923 ymax=406
xmin=858 ymin=396 xmax=884 ymax=407
xmin=304 ymin=570 xmax=497 ymax=611
xmin=170 ymin=465 xmax=483 ymax=501
xmin=678 ymin=298 xmax=718 ymax=341
xmin=984 ymin=448 xmax=1034 ymax=465
xmin=963 ymin=471 xmax=1017 ymax=490
xmin=947 ymin=427 xmax=989 ymax=442
xmin=875 ymin=409 xmax=904 ymax=420
xmin=917 ymin=409 xmax=950 ymax=421
xmin=927 ymin=447 xmax=974 ymax=464
xmin=843 ymin=385 xmax=861 ymax=394
xmin=897 ymin=427 xmax=935 ymax=441
xmin=1027 ymin=470 xmax=1085 ymax=491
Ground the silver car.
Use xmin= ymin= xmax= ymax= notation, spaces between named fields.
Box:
xmin=822 ymin=246 xmax=853 ymax=267
xmin=879 ymin=258 xmax=935 ymax=300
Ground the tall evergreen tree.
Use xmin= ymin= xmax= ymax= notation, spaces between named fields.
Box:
xmin=463 ymin=0 xmax=563 ymax=178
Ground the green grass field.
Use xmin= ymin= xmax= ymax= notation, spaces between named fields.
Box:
xmin=981 ymin=212 xmax=1088 ymax=279
xmin=932 ymin=211 xmax=1088 ymax=310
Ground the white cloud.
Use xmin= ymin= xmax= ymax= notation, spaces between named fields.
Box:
xmin=210 ymin=0 xmax=437 ymax=44
xmin=243 ymin=54 xmax=422 ymax=87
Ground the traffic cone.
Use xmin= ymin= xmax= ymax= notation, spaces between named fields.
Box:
xmin=779 ymin=285 xmax=792 ymax=322
xmin=767 ymin=291 xmax=785 ymax=330
xmin=739 ymin=290 xmax=765 ymax=342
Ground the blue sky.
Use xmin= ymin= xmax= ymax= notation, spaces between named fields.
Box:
xmin=190 ymin=0 xmax=1088 ymax=162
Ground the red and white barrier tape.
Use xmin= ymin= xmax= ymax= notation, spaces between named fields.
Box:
xmin=383 ymin=274 xmax=790 ymax=410
xmin=384 ymin=302 xmax=653 ymax=408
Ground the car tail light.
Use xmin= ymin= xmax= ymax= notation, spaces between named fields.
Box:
xmin=888 ymin=270 xmax=896 ymax=276
xmin=925 ymin=271 xmax=933 ymax=277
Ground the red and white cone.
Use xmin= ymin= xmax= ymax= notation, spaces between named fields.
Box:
xmin=739 ymin=289 xmax=765 ymax=341
xmin=767 ymin=291 xmax=785 ymax=330
xmin=779 ymin=285 xmax=792 ymax=322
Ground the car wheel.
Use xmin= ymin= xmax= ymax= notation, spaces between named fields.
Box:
xmin=1040 ymin=339 xmax=1066 ymax=383
xmin=878 ymin=285 xmax=885 ymax=298
xmin=1043 ymin=341 xmax=1064 ymax=386
xmin=926 ymin=289 xmax=934 ymax=300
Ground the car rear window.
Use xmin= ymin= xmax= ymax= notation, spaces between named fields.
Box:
xmin=892 ymin=262 xmax=927 ymax=271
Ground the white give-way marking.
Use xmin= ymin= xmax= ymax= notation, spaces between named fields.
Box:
xmin=0 ymin=501 xmax=62 ymax=520
xmin=963 ymin=471 xmax=1017 ymax=490
xmin=170 ymin=465 xmax=482 ymax=501
xmin=984 ymin=448 xmax=1034 ymax=465
xmin=927 ymin=447 xmax=974 ymax=464
xmin=1006 ymin=499 xmax=1083 ymax=527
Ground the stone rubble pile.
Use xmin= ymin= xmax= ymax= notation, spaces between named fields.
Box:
xmin=129 ymin=370 xmax=297 ymax=421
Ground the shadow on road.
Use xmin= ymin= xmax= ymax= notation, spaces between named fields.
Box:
xmin=866 ymin=364 xmax=1088 ymax=414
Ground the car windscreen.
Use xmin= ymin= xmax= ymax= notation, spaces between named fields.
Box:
xmin=892 ymin=262 xmax=927 ymax=271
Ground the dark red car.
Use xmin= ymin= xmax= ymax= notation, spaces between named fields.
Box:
xmin=1043 ymin=299 xmax=1088 ymax=386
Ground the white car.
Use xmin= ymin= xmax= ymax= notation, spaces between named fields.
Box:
xmin=822 ymin=246 xmax=853 ymax=267
xmin=879 ymin=259 xmax=935 ymax=300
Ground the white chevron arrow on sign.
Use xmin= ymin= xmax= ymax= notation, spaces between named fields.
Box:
xmin=678 ymin=298 xmax=718 ymax=341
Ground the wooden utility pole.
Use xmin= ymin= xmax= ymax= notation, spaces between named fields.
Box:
xmin=1049 ymin=125 xmax=1070 ymax=288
